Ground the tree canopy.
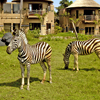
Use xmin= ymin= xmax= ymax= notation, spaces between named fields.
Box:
xmin=55 ymin=0 xmax=73 ymax=15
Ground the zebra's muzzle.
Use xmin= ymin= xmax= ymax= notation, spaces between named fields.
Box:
xmin=6 ymin=46 xmax=12 ymax=54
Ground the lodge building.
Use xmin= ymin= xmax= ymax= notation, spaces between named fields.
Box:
xmin=0 ymin=0 xmax=54 ymax=35
xmin=59 ymin=0 xmax=100 ymax=35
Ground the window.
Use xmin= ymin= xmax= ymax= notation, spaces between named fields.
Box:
xmin=13 ymin=4 xmax=20 ymax=14
xmin=66 ymin=27 xmax=68 ymax=32
xmin=29 ymin=4 xmax=32 ymax=11
xmin=48 ymin=6 xmax=51 ymax=11
xmin=76 ymin=27 xmax=79 ymax=33
xmin=76 ymin=10 xmax=78 ymax=18
xmin=4 ymin=23 xmax=11 ymax=32
xmin=29 ymin=4 xmax=42 ymax=10
xmin=85 ymin=27 xmax=94 ymax=35
xmin=99 ymin=27 xmax=100 ymax=33
xmin=99 ymin=10 xmax=100 ymax=19
xmin=46 ymin=23 xmax=51 ymax=30
xmin=29 ymin=23 xmax=41 ymax=30
xmin=3 ymin=4 xmax=11 ymax=13
xmin=13 ymin=23 xmax=20 ymax=30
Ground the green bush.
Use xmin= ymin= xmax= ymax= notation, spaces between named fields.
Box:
xmin=54 ymin=22 xmax=62 ymax=34
xmin=0 ymin=29 xmax=6 ymax=37
xmin=43 ymin=35 xmax=52 ymax=41
xmin=54 ymin=26 xmax=62 ymax=34
xmin=26 ymin=28 xmax=40 ymax=40
xmin=78 ymin=33 xmax=93 ymax=40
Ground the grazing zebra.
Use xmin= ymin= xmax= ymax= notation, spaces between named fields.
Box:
xmin=6 ymin=32 xmax=52 ymax=90
xmin=63 ymin=38 xmax=100 ymax=71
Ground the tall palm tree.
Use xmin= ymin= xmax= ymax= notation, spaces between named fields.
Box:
xmin=20 ymin=0 xmax=23 ymax=28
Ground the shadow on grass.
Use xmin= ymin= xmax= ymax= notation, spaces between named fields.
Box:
xmin=57 ymin=67 xmax=100 ymax=71
xmin=0 ymin=77 xmax=41 ymax=88
xmin=57 ymin=68 xmax=73 ymax=71
xmin=80 ymin=68 xmax=100 ymax=71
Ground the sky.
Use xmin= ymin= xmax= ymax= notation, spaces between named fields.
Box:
xmin=7 ymin=0 xmax=100 ymax=11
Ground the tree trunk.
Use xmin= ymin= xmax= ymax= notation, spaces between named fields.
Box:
xmin=72 ymin=21 xmax=78 ymax=40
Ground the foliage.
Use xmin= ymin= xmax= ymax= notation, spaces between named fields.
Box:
xmin=69 ymin=18 xmax=79 ymax=40
xmin=54 ymin=22 xmax=62 ymax=34
xmin=34 ymin=13 xmax=47 ymax=25
xmin=0 ymin=35 xmax=100 ymax=100
xmin=0 ymin=29 xmax=6 ymax=37
xmin=94 ymin=19 xmax=100 ymax=25
xmin=59 ymin=0 xmax=73 ymax=7
xmin=55 ymin=0 xmax=73 ymax=15
xmin=41 ymin=32 xmax=93 ymax=42
xmin=69 ymin=18 xmax=79 ymax=24
xmin=26 ymin=28 xmax=40 ymax=40
xmin=61 ymin=12 xmax=70 ymax=16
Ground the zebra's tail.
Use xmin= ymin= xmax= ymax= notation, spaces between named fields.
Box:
xmin=63 ymin=42 xmax=72 ymax=69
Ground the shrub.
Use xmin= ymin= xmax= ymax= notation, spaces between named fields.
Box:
xmin=0 ymin=29 xmax=6 ymax=37
xmin=54 ymin=22 xmax=62 ymax=34
xmin=26 ymin=28 xmax=40 ymax=40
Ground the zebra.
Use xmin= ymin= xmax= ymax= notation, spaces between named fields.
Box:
xmin=63 ymin=38 xmax=100 ymax=71
xmin=13 ymin=29 xmax=28 ymax=44
xmin=6 ymin=32 xmax=52 ymax=90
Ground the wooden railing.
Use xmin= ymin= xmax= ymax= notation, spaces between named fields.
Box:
xmin=29 ymin=10 xmax=46 ymax=16
xmin=84 ymin=15 xmax=97 ymax=21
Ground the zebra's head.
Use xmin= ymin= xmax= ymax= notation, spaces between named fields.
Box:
xmin=13 ymin=29 xmax=28 ymax=44
xmin=6 ymin=35 xmax=22 ymax=54
xmin=63 ymin=54 xmax=69 ymax=69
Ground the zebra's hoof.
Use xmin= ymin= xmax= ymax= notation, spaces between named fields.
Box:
xmin=20 ymin=86 xmax=23 ymax=90
xmin=27 ymin=87 xmax=30 ymax=90
xmin=50 ymin=81 xmax=52 ymax=84
xmin=73 ymin=68 xmax=75 ymax=71
xmin=41 ymin=81 xmax=44 ymax=84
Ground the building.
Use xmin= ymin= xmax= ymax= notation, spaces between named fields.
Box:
xmin=59 ymin=0 xmax=100 ymax=35
xmin=0 ymin=0 xmax=54 ymax=35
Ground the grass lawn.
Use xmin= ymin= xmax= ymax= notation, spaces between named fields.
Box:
xmin=0 ymin=33 xmax=100 ymax=100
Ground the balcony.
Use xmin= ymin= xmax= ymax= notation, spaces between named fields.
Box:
xmin=83 ymin=15 xmax=97 ymax=23
xmin=28 ymin=10 xmax=46 ymax=18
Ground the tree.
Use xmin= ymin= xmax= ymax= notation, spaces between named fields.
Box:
xmin=69 ymin=18 xmax=79 ymax=40
xmin=55 ymin=0 xmax=73 ymax=15
xmin=20 ymin=0 xmax=23 ymax=28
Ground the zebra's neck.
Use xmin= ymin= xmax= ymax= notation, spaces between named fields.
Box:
xmin=64 ymin=43 xmax=72 ymax=62
xmin=18 ymin=39 xmax=28 ymax=63
xmin=19 ymin=30 xmax=28 ymax=44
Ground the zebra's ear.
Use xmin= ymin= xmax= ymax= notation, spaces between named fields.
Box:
xmin=13 ymin=29 xmax=19 ymax=36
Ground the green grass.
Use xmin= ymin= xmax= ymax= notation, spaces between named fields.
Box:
xmin=0 ymin=33 xmax=100 ymax=100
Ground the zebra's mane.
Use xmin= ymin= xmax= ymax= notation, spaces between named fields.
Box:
xmin=13 ymin=29 xmax=28 ymax=44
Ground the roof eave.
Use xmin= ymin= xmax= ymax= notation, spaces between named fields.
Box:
xmin=67 ymin=6 xmax=100 ymax=9
xmin=12 ymin=0 xmax=53 ymax=3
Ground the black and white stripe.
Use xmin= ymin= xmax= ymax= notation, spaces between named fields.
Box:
xmin=17 ymin=41 xmax=52 ymax=64
xmin=6 ymin=32 xmax=52 ymax=90
xmin=63 ymin=38 xmax=100 ymax=71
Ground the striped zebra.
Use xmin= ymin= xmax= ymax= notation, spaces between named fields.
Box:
xmin=13 ymin=29 xmax=28 ymax=44
xmin=6 ymin=32 xmax=52 ymax=90
xmin=63 ymin=38 xmax=100 ymax=71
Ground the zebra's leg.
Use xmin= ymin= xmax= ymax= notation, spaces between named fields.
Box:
xmin=20 ymin=63 xmax=25 ymax=90
xmin=74 ymin=53 xmax=79 ymax=71
xmin=26 ymin=63 xmax=31 ymax=90
xmin=40 ymin=61 xmax=47 ymax=84
xmin=95 ymin=51 xmax=100 ymax=58
xmin=47 ymin=60 xmax=52 ymax=83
